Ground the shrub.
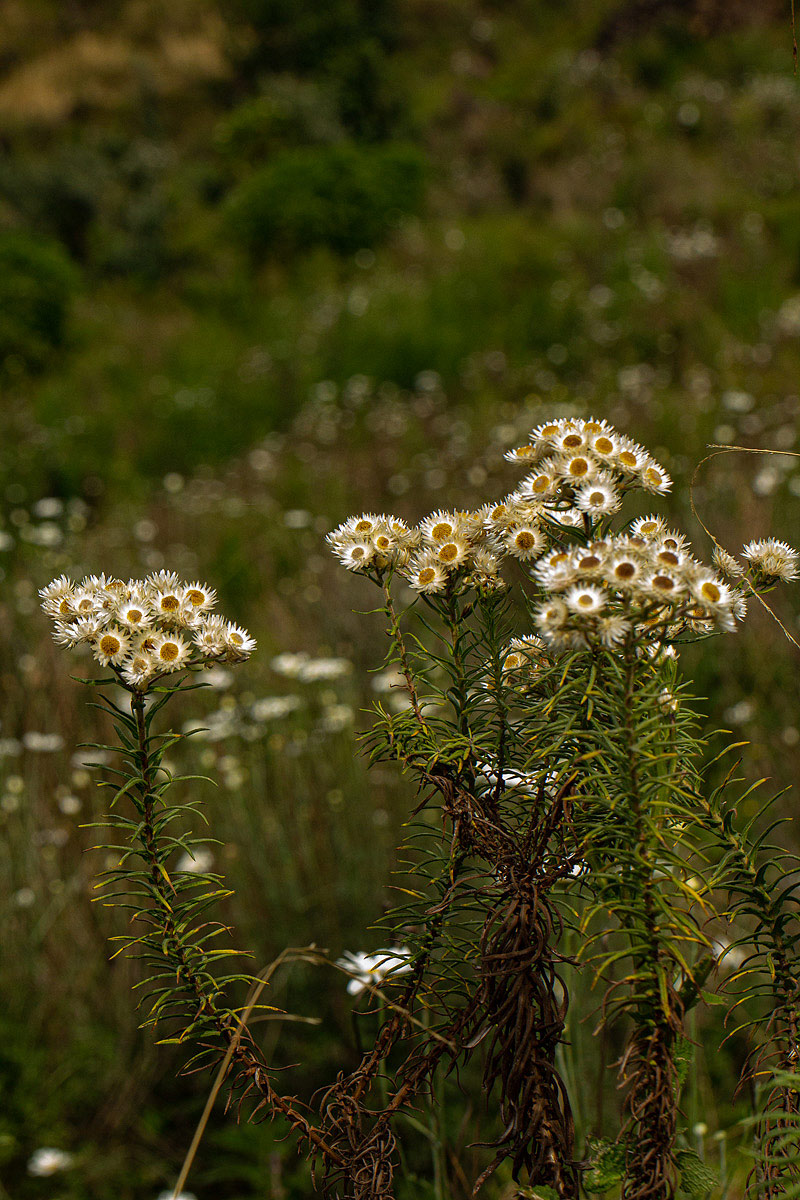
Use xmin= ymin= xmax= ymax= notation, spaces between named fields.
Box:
xmin=0 ymin=231 xmax=79 ymax=376
xmin=223 ymin=143 xmax=426 ymax=258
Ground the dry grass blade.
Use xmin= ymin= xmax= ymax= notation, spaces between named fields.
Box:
xmin=170 ymin=945 xmax=324 ymax=1200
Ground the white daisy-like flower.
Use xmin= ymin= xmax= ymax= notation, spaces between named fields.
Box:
xmin=553 ymin=427 xmax=588 ymax=453
xmin=597 ymin=614 xmax=631 ymax=647
xmin=640 ymin=459 xmax=673 ymax=494
xmin=152 ymin=633 xmax=191 ymax=672
xmin=152 ymin=587 xmax=187 ymax=622
xmin=224 ymin=623 xmax=257 ymax=662
xmin=573 ymin=546 xmax=609 ymax=578
xmin=184 ymin=581 xmax=217 ymax=612
xmin=470 ymin=547 xmax=502 ymax=577
xmin=146 ymin=569 xmax=182 ymax=593
xmin=533 ymin=597 xmax=570 ymax=633
xmin=742 ymin=538 xmax=800 ymax=581
xmin=116 ymin=593 xmax=154 ymax=631
xmin=337 ymin=947 xmax=413 ymax=996
xmin=27 ymin=1148 xmax=74 ymax=1177
xmin=712 ymin=546 xmax=745 ymax=579
xmin=504 ymin=443 xmax=541 ymax=464
xmin=614 ymin=438 xmax=650 ymax=475
xmin=435 ymin=539 xmax=469 ymax=568
xmin=505 ymin=525 xmax=547 ymax=561
xmin=337 ymin=542 xmax=375 ymax=571
xmin=690 ymin=573 xmax=733 ymax=610
xmin=530 ymin=420 xmax=564 ymax=445
xmin=565 ymin=584 xmax=607 ymax=616
xmin=420 ymin=511 xmax=463 ymax=544
xmin=533 ymin=549 xmax=578 ymax=590
xmin=121 ymin=651 xmax=158 ymax=688
xmin=642 ymin=572 xmax=684 ymax=603
xmin=94 ymin=626 xmax=131 ymax=666
xmin=39 ymin=575 xmax=77 ymax=618
xmin=405 ymin=556 xmax=448 ymax=593
xmin=574 ymin=480 xmax=621 ymax=516
xmin=347 ymin=513 xmax=383 ymax=539
xmin=520 ymin=468 xmax=559 ymax=500
xmin=605 ymin=553 xmax=643 ymax=589
xmin=61 ymin=615 xmax=104 ymax=644
xmin=71 ymin=587 xmax=102 ymax=618
xmin=586 ymin=430 xmax=622 ymax=460
xmin=52 ymin=619 xmax=85 ymax=647
xmin=192 ymin=614 xmax=228 ymax=656
xmin=630 ymin=515 xmax=668 ymax=540
xmin=551 ymin=452 xmax=598 ymax=484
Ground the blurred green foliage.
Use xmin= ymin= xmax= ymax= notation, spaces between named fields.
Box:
xmin=224 ymin=143 xmax=427 ymax=258
xmin=0 ymin=232 xmax=79 ymax=376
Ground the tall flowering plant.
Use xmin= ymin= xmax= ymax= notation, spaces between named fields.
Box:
xmin=41 ymin=419 xmax=800 ymax=1199
xmin=326 ymin=416 xmax=800 ymax=1198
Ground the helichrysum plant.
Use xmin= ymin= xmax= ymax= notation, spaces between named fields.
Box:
xmin=41 ymin=420 xmax=800 ymax=1200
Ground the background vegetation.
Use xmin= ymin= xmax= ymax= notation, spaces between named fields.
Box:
xmin=2 ymin=0 xmax=800 ymax=1195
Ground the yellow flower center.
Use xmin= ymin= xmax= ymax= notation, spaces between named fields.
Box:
xmin=100 ymin=635 xmax=121 ymax=655
xmin=438 ymin=543 xmax=460 ymax=563
xmin=354 ymin=519 xmax=373 ymax=533
xmin=418 ymin=567 xmax=436 ymax=585
xmin=515 ymin=531 xmax=536 ymax=550
xmin=186 ymin=590 xmax=206 ymax=606
xmin=160 ymin=595 xmax=180 ymax=612
xmin=653 ymin=575 xmax=675 ymax=591
xmin=594 ymin=436 xmax=614 ymax=454
xmin=658 ymin=551 xmax=679 ymax=567
xmin=351 ymin=546 xmax=366 ymax=559
xmin=568 ymin=457 xmax=589 ymax=476
xmin=645 ymin=468 xmax=663 ymax=486
xmin=577 ymin=594 xmax=595 ymax=608
xmin=563 ymin=433 xmax=583 ymax=449
xmin=578 ymin=555 xmax=601 ymax=571
xmin=614 ymin=562 xmax=636 ymax=580
xmin=540 ymin=424 xmax=559 ymax=437
xmin=530 ymin=475 xmax=551 ymax=494
xmin=159 ymin=642 xmax=180 ymax=662
xmin=701 ymin=582 xmax=721 ymax=603
xmin=619 ymin=450 xmax=638 ymax=467
xmin=431 ymin=522 xmax=454 ymax=541
xmin=230 ymin=632 xmax=243 ymax=645
xmin=126 ymin=608 xmax=143 ymax=624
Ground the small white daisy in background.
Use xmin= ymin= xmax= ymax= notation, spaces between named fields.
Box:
xmin=337 ymin=947 xmax=413 ymax=995
xmin=175 ymin=847 xmax=215 ymax=874
xmin=27 ymin=1147 xmax=74 ymax=1177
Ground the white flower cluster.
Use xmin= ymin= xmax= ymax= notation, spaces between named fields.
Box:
xmin=327 ymin=418 xmax=674 ymax=595
xmin=328 ymin=417 xmax=799 ymax=650
xmin=40 ymin=571 xmax=256 ymax=689
xmin=531 ymin=517 xmax=745 ymax=650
